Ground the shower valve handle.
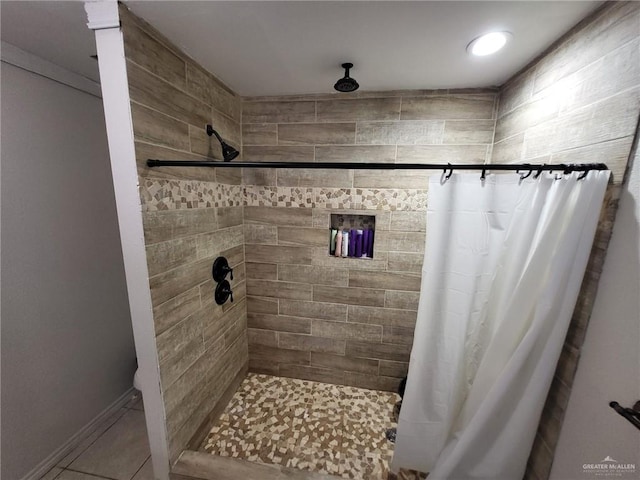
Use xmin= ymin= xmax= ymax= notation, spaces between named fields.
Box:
xmin=223 ymin=266 xmax=234 ymax=281
xmin=215 ymin=280 xmax=234 ymax=305
xmin=212 ymin=256 xmax=233 ymax=282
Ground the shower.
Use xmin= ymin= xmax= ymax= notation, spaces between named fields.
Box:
xmin=206 ymin=124 xmax=239 ymax=161
xmin=334 ymin=62 xmax=359 ymax=93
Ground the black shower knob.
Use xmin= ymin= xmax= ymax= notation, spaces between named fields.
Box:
xmin=212 ymin=256 xmax=234 ymax=282
xmin=215 ymin=280 xmax=234 ymax=305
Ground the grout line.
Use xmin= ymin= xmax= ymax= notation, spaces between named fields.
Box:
xmin=62 ymin=467 xmax=119 ymax=480
xmin=126 ymin=57 xmax=240 ymax=123
xmin=557 ymin=83 xmax=640 ymax=119
xmin=39 ymin=466 xmax=64 ymax=480
xmin=128 ymin=456 xmax=151 ymax=480
xmin=129 ymin=125 xmax=200 ymax=158
xmin=56 ymin=407 xmax=130 ymax=470
xmin=487 ymin=94 xmax=500 ymax=164
xmin=520 ymin=37 xmax=637 ymax=117
xmin=502 ymin=36 xmax=640 ymax=119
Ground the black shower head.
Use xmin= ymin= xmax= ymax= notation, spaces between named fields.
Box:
xmin=221 ymin=143 xmax=240 ymax=162
xmin=334 ymin=62 xmax=359 ymax=93
xmin=206 ymin=124 xmax=240 ymax=162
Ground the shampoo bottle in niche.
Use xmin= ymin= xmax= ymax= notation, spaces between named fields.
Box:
xmin=349 ymin=229 xmax=357 ymax=257
xmin=335 ymin=229 xmax=342 ymax=257
xmin=362 ymin=229 xmax=370 ymax=257
xmin=329 ymin=229 xmax=338 ymax=255
xmin=342 ymin=230 xmax=349 ymax=257
xmin=355 ymin=229 xmax=363 ymax=257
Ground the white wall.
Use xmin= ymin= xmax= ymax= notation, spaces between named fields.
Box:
xmin=1 ymin=59 xmax=136 ymax=479
xmin=551 ymin=148 xmax=640 ymax=478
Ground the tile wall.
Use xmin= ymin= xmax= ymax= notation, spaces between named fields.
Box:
xmin=241 ymin=90 xmax=498 ymax=391
xmin=490 ymin=2 xmax=640 ymax=479
xmin=120 ymin=6 xmax=248 ymax=462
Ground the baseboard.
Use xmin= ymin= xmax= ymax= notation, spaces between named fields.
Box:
xmin=21 ymin=386 xmax=136 ymax=480
xmin=186 ymin=361 xmax=248 ymax=452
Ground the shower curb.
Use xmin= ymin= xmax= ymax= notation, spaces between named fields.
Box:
xmin=172 ymin=450 xmax=343 ymax=480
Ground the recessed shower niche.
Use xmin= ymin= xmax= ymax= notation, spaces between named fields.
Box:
xmin=329 ymin=213 xmax=376 ymax=258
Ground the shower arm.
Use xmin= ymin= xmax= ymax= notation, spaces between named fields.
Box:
xmin=206 ymin=124 xmax=225 ymax=144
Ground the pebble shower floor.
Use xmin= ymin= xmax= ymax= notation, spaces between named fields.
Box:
xmin=200 ymin=373 xmax=400 ymax=478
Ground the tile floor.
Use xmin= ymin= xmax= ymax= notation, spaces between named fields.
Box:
xmin=200 ymin=373 xmax=401 ymax=479
xmin=39 ymin=391 xmax=153 ymax=480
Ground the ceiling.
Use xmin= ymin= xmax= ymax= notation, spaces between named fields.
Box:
xmin=1 ymin=1 xmax=101 ymax=82
xmin=1 ymin=1 xmax=602 ymax=96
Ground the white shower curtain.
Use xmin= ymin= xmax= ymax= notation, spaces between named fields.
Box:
xmin=392 ymin=171 xmax=610 ymax=479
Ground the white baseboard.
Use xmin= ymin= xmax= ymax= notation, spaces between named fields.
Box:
xmin=22 ymin=387 xmax=136 ymax=480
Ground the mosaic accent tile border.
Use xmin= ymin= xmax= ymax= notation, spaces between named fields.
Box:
xmin=141 ymin=181 xmax=428 ymax=212
xmin=277 ymin=187 xmax=314 ymax=208
xmin=313 ymin=188 xmax=428 ymax=211
xmin=394 ymin=189 xmax=428 ymax=211
xmin=216 ymin=184 xmax=244 ymax=207
xmin=354 ymin=189 xmax=398 ymax=210
xmin=245 ymin=186 xmax=278 ymax=207
xmin=244 ymin=187 xmax=316 ymax=207
xmin=140 ymin=179 xmax=217 ymax=211
xmin=140 ymin=180 xmax=245 ymax=210
xmin=314 ymin=188 xmax=356 ymax=210
xmin=201 ymin=373 xmax=401 ymax=479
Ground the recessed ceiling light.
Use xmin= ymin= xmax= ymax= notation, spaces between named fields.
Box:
xmin=467 ymin=31 xmax=512 ymax=56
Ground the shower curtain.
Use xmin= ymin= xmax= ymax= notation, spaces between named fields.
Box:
xmin=392 ymin=171 xmax=610 ymax=479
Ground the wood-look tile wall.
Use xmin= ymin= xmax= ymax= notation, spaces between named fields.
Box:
xmin=120 ymin=5 xmax=247 ymax=462
xmin=122 ymin=9 xmax=241 ymax=184
xmin=241 ymin=90 xmax=498 ymax=391
xmin=491 ymin=3 xmax=640 ymax=479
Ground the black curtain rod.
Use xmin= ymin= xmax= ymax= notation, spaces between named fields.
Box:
xmin=146 ymin=160 xmax=608 ymax=173
xmin=609 ymin=401 xmax=640 ymax=431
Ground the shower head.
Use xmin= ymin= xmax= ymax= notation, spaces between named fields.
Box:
xmin=206 ymin=124 xmax=240 ymax=162
xmin=220 ymin=142 xmax=240 ymax=162
xmin=334 ymin=62 xmax=359 ymax=93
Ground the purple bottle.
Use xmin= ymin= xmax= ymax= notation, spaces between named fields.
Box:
xmin=355 ymin=230 xmax=363 ymax=257
xmin=349 ymin=229 xmax=357 ymax=257
xmin=362 ymin=230 xmax=370 ymax=257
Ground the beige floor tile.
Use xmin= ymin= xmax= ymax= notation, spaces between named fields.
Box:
xmin=56 ymin=408 xmax=129 ymax=467
xmin=69 ymin=409 xmax=150 ymax=480
xmin=132 ymin=457 xmax=154 ymax=480
xmin=39 ymin=467 xmax=63 ymax=480
xmin=56 ymin=471 xmax=111 ymax=480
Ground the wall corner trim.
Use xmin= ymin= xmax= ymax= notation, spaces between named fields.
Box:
xmin=89 ymin=14 xmax=171 ymax=480
xmin=84 ymin=1 xmax=120 ymax=31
